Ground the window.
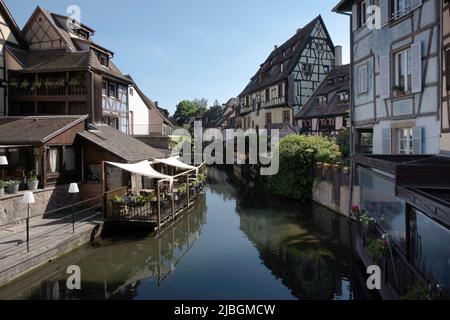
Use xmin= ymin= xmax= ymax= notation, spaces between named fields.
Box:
xmin=411 ymin=208 xmax=450 ymax=289
xmin=357 ymin=63 xmax=368 ymax=94
xmin=130 ymin=88 xmax=134 ymax=96
xmin=394 ymin=48 xmax=412 ymax=94
xmin=65 ymin=147 xmax=76 ymax=171
xmin=360 ymin=0 xmax=368 ymax=26
xmin=48 ymin=148 xmax=61 ymax=173
xmin=102 ymin=81 xmax=108 ymax=96
xmin=393 ymin=0 xmax=412 ymax=18
xmin=317 ymin=95 xmax=327 ymax=106
xmin=302 ymin=63 xmax=312 ymax=75
xmin=280 ymin=63 xmax=284 ymax=73
xmin=327 ymin=79 xmax=335 ymax=86
xmin=108 ymin=82 xmax=117 ymax=98
xmin=99 ymin=54 xmax=108 ymax=67
xmin=245 ymin=96 xmax=250 ymax=106
xmin=278 ymin=84 xmax=284 ymax=98
xmin=265 ymin=113 xmax=272 ymax=127
xmin=398 ymin=128 xmax=413 ymax=154
xmin=324 ymin=65 xmax=330 ymax=74
xmin=265 ymin=88 xmax=270 ymax=101
xmin=283 ymin=110 xmax=291 ymax=124
xmin=338 ymin=91 xmax=349 ymax=103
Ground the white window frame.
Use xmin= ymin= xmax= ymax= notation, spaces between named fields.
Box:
xmin=394 ymin=48 xmax=412 ymax=93
xmin=398 ymin=128 xmax=413 ymax=155
xmin=360 ymin=0 xmax=368 ymax=26
xmin=358 ymin=63 xmax=368 ymax=94
xmin=394 ymin=0 xmax=412 ymax=18
xmin=102 ymin=80 xmax=108 ymax=96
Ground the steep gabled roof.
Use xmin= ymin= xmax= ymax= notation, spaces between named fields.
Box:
xmin=239 ymin=15 xmax=334 ymax=97
xmin=0 ymin=0 xmax=28 ymax=48
xmin=78 ymin=124 xmax=167 ymax=162
xmin=0 ymin=115 xmax=87 ymax=145
xmin=296 ymin=64 xmax=350 ymax=119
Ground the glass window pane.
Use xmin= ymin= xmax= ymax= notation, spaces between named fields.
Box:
xmin=359 ymin=167 xmax=407 ymax=252
xmin=412 ymin=209 xmax=450 ymax=289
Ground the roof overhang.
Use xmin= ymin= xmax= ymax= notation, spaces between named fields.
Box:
xmin=332 ymin=0 xmax=353 ymax=13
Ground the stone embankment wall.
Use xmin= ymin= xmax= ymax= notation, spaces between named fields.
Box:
xmin=312 ymin=164 xmax=359 ymax=217
xmin=0 ymin=185 xmax=80 ymax=225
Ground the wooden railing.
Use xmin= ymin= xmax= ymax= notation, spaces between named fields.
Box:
xmin=9 ymin=86 xmax=87 ymax=97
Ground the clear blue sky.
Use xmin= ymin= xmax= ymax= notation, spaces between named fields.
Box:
xmin=5 ymin=0 xmax=350 ymax=114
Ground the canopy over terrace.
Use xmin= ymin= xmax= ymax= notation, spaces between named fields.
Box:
xmin=152 ymin=156 xmax=199 ymax=177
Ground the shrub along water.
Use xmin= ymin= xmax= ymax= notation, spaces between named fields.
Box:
xmin=263 ymin=134 xmax=341 ymax=202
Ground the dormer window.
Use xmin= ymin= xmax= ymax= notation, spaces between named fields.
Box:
xmin=76 ymin=29 xmax=89 ymax=40
xmin=327 ymin=79 xmax=335 ymax=86
xmin=317 ymin=95 xmax=327 ymax=106
xmin=302 ymin=63 xmax=312 ymax=75
xmin=99 ymin=54 xmax=109 ymax=68
xmin=337 ymin=91 xmax=349 ymax=103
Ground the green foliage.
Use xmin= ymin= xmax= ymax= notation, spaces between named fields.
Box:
xmin=178 ymin=183 xmax=187 ymax=194
xmin=366 ymin=238 xmax=389 ymax=261
xmin=28 ymin=175 xmax=38 ymax=182
xmin=401 ymin=285 xmax=431 ymax=300
xmin=263 ymin=134 xmax=341 ymax=201
xmin=0 ymin=180 xmax=5 ymax=189
xmin=112 ymin=195 xmax=124 ymax=203
xmin=336 ymin=128 xmax=350 ymax=160
xmin=359 ymin=212 xmax=375 ymax=230
xmin=173 ymin=98 xmax=208 ymax=125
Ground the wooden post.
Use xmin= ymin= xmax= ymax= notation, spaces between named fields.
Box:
xmin=101 ymin=161 xmax=106 ymax=219
xmin=186 ymin=174 xmax=190 ymax=208
xmin=157 ymin=181 xmax=161 ymax=230
xmin=171 ymin=182 xmax=175 ymax=218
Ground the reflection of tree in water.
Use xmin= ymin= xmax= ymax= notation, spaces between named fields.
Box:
xmin=237 ymin=193 xmax=358 ymax=300
xmin=8 ymin=194 xmax=208 ymax=300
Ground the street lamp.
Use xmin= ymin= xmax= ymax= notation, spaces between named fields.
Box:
xmin=22 ymin=192 xmax=35 ymax=253
xmin=0 ymin=156 xmax=8 ymax=180
xmin=69 ymin=183 xmax=79 ymax=233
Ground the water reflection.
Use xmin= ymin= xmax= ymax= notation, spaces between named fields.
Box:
xmin=0 ymin=195 xmax=207 ymax=300
xmin=1 ymin=168 xmax=372 ymax=300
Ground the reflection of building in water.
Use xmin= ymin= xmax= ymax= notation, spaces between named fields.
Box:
xmin=3 ymin=195 xmax=207 ymax=300
xmin=237 ymin=201 xmax=360 ymax=300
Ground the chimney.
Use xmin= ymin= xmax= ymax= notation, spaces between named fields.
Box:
xmin=274 ymin=45 xmax=278 ymax=50
xmin=155 ymin=101 xmax=159 ymax=108
xmin=296 ymin=28 xmax=302 ymax=33
xmin=335 ymin=45 xmax=342 ymax=67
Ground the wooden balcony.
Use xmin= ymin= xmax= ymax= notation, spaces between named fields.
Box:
xmin=9 ymin=86 xmax=88 ymax=101
xmin=261 ymin=96 xmax=286 ymax=109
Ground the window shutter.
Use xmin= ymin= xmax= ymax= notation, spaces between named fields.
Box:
xmin=412 ymin=127 xmax=423 ymax=154
xmin=352 ymin=4 xmax=358 ymax=31
xmin=411 ymin=42 xmax=423 ymax=94
xmin=380 ymin=55 xmax=390 ymax=99
xmin=379 ymin=0 xmax=389 ymax=27
xmin=382 ymin=128 xmax=392 ymax=154
xmin=411 ymin=0 xmax=423 ymax=10
xmin=287 ymin=75 xmax=295 ymax=106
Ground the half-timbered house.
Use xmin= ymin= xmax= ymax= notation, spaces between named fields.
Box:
xmin=5 ymin=6 xmax=132 ymax=133
xmin=334 ymin=0 xmax=450 ymax=298
xmin=0 ymin=0 xmax=28 ymax=116
xmin=238 ymin=16 xmax=336 ymax=131
xmin=296 ymin=64 xmax=350 ymax=136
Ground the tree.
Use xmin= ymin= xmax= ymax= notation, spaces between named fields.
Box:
xmin=173 ymin=98 xmax=208 ymax=125
xmin=263 ymin=134 xmax=341 ymax=202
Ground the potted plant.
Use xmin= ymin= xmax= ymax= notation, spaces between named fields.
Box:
xmin=32 ymin=79 xmax=43 ymax=91
xmin=9 ymin=78 xmax=19 ymax=88
xmin=359 ymin=211 xmax=376 ymax=234
xmin=20 ymin=79 xmax=30 ymax=90
xmin=44 ymin=78 xmax=53 ymax=89
xmin=6 ymin=180 xmax=20 ymax=195
xmin=366 ymin=238 xmax=389 ymax=262
xmin=392 ymin=85 xmax=405 ymax=97
xmin=27 ymin=175 xmax=39 ymax=191
xmin=0 ymin=180 xmax=5 ymax=197
xmin=343 ymin=166 xmax=350 ymax=174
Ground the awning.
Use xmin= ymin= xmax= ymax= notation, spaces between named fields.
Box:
xmin=106 ymin=160 xmax=173 ymax=188
xmin=153 ymin=156 xmax=200 ymax=177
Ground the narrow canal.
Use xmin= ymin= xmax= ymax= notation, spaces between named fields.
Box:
xmin=0 ymin=168 xmax=373 ymax=300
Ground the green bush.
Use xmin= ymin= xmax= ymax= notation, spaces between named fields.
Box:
xmin=263 ymin=134 xmax=341 ymax=201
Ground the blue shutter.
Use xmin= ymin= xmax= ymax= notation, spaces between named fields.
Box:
xmin=411 ymin=0 xmax=423 ymax=10
xmin=412 ymin=127 xmax=423 ymax=154
xmin=382 ymin=128 xmax=392 ymax=154
xmin=380 ymin=55 xmax=390 ymax=99
xmin=411 ymin=42 xmax=423 ymax=94
xmin=352 ymin=4 xmax=358 ymax=31
xmin=379 ymin=0 xmax=389 ymax=27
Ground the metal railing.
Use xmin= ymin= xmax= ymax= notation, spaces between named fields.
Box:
xmin=0 ymin=195 xmax=104 ymax=255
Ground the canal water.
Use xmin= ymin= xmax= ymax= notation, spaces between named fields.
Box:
xmin=0 ymin=168 xmax=373 ymax=300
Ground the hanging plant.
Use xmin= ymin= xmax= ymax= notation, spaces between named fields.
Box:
xmin=44 ymin=78 xmax=53 ymax=88
xmin=20 ymin=79 xmax=30 ymax=89
xmin=54 ymin=78 xmax=65 ymax=88
xmin=9 ymin=78 xmax=19 ymax=87
xmin=32 ymin=79 xmax=43 ymax=90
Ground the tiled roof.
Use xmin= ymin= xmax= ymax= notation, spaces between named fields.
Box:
xmin=7 ymin=47 xmax=90 ymax=71
xmin=296 ymin=64 xmax=350 ymax=119
xmin=78 ymin=124 xmax=167 ymax=162
xmin=240 ymin=16 xmax=333 ymax=97
xmin=0 ymin=116 xmax=87 ymax=145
